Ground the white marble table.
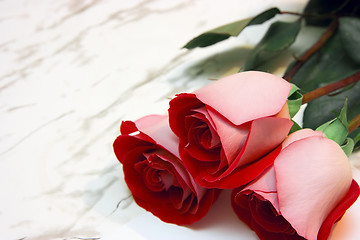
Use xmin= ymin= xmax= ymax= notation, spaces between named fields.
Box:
xmin=1 ymin=0 xmax=360 ymax=239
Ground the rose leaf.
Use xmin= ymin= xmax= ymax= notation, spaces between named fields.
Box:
xmin=291 ymin=31 xmax=360 ymax=93
xmin=339 ymin=17 xmax=360 ymax=65
xmin=304 ymin=0 xmax=360 ymax=26
xmin=303 ymin=81 xmax=360 ymax=131
xmin=183 ymin=8 xmax=280 ymax=49
xmin=341 ymin=137 xmax=355 ymax=157
xmin=243 ymin=19 xmax=301 ymax=71
xmin=288 ymin=84 xmax=303 ymax=118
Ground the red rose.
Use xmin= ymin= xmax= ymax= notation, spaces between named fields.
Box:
xmin=113 ymin=114 xmax=220 ymax=225
xmin=168 ymin=71 xmax=293 ymax=189
xmin=231 ymin=129 xmax=360 ymax=240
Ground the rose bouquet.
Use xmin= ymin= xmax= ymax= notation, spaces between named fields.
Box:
xmin=113 ymin=0 xmax=360 ymax=239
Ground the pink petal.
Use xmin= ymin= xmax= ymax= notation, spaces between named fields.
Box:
xmin=135 ymin=114 xmax=180 ymax=158
xmin=281 ymin=128 xmax=324 ymax=149
xmin=236 ymin=117 xmax=293 ymax=166
xmin=319 ymin=179 xmax=360 ymax=240
xmin=243 ymin=166 xmax=280 ymax=213
xmin=194 ymin=71 xmax=290 ymax=125
xmin=207 ymin=107 xmax=250 ymax=164
xmin=274 ymin=135 xmax=353 ymax=240
xmin=274 ymin=102 xmax=290 ymax=119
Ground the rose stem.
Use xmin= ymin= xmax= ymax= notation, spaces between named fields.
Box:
xmin=301 ymin=71 xmax=360 ymax=104
xmin=280 ymin=11 xmax=326 ymax=19
xmin=283 ymin=18 xmax=339 ymax=82
xmin=349 ymin=114 xmax=360 ymax=133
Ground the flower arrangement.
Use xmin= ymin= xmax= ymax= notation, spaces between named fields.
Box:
xmin=113 ymin=0 xmax=360 ymax=239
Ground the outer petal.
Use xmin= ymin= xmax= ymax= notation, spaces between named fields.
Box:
xmin=275 ymin=102 xmax=290 ymax=119
xmin=281 ymin=128 xmax=324 ymax=149
xmin=135 ymin=114 xmax=180 ymax=158
xmin=243 ymin=166 xmax=280 ymax=213
xmin=235 ymin=117 xmax=293 ymax=167
xmin=194 ymin=71 xmax=290 ymax=125
xmin=274 ymin=135 xmax=353 ymax=240
xmin=318 ymin=179 xmax=360 ymax=240
xmin=168 ymin=93 xmax=202 ymax=139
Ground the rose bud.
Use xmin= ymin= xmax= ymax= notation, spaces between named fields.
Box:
xmin=113 ymin=114 xmax=221 ymax=225
xmin=168 ymin=71 xmax=293 ymax=189
xmin=231 ymin=129 xmax=360 ymax=240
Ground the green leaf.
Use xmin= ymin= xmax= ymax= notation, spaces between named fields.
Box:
xmin=303 ymin=0 xmax=345 ymax=26
xmin=247 ymin=8 xmax=281 ymax=26
xmin=316 ymin=118 xmax=348 ymax=145
xmin=289 ymin=83 xmax=300 ymax=96
xmin=303 ymin=0 xmax=360 ymax=26
xmin=287 ymin=84 xmax=303 ymax=118
xmin=305 ymin=81 xmax=360 ymax=134
xmin=292 ymin=32 xmax=360 ymax=92
xmin=243 ymin=20 xmax=301 ymax=70
xmin=338 ymin=97 xmax=349 ymax=129
xmin=339 ymin=17 xmax=360 ymax=64
xmin=353 ymin=130 xmax=360 ymax=144
xmin=315 ymin=99 xmax=349 ymax=145
xmin=303 ymin=82 xmax=360 ymax=131
xmin=183 ymin=8 xmax=280 ymax=49
xmin=341 ymin=137 xmax=355 ymax=157
xmin=352 ymin=129 xmax=360 ymax=151
xmin=289 ymin=120 xmax=302 ymax=134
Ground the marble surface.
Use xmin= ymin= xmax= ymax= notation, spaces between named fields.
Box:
xmin=1 ymin=0 xmax=360 ymax=239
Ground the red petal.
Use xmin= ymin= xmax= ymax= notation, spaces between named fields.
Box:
xmin=317 ymin=179 xmax=360 ymax=240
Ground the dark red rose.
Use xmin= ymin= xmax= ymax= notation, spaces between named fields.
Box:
xmin=113 ymin=114 xmax=220 ymax=225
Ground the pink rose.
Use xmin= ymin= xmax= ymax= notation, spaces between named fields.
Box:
xmin=113 ymin=115 xmax=220 ymax=225
xmin=231 ymin=129 xmax=360 ymax=240
xmin=168 ymin=71 xmax=293 ymax=189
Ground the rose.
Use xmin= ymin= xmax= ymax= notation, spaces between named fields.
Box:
xmin=168 ymin=71 xmax=293 ymax=189
xmin=113 ymin=114 xmax=221 ymax=225
xmin=231 ymin=129 xmax=360 ymax=240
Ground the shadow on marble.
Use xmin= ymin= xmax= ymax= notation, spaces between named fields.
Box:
xmin=160 ymin=44 xmax=302 ymax=98
xmin=125 ymin=190 xmax=257 ymax=240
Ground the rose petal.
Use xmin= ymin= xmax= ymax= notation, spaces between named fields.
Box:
xmin=274 ymin=102 xmax=290 ymax=119
xmin=318 ymin=179 xmax=360 ymax=240
xmin=243 ymin=166 xmax=280 ymax=213
xmin=192 ymin=107 xmax=221 ymax=149
xmin=194 ymin=71 xmax=290 ymax=125
xmin=168 ymin=93 xmax=203 ymax=139
xmin=207 ymin=107 xmax=250 ymax=164
xmin=120 ymin=120 xmax=138 ymax=134
xmin=249 ymin=195 xmax=292 ymax=233
xmin=275 ymin=135 xmax=353 ymax=240
xmin=196 ymin=116 xmax=292 ymax=180
xmin=281 ymin=128 xmax=324 ymax=149
xmin=135 ymin=115 xmax=180 ymax=158
xmin=194 ymin=144 xmax=281 ymax=189
xmin=236 ymin=117 xmax=293 ymax=166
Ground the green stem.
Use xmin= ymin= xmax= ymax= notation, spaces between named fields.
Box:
xmin=280 ymin=11 xmax=332 ymax=19
xmin=349 ymin=114 xmax=360 ymax=133
xmin=283 ymin=18 xmax=339 ymax=82
xmin=302 ymin=71 xmax=360 ymax=104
